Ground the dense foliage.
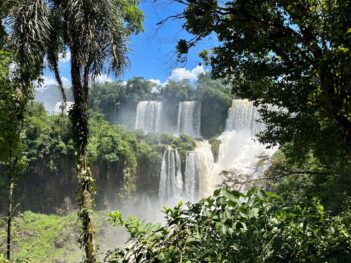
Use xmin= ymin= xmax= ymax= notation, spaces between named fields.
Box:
xmin=0 ymin=102 xmax=196 ymax=212
xmin=4 ymin=0 xmax=145 ymax=259
xmin=1 ymin=0 xmax=351 ymax=261
xmin=175 ymin=0 xmax=351 ymax=162
xmin=266 ymin=147 xmax=351 ymax=214
xmin=106 ymin=188 xmax=351 ymax=262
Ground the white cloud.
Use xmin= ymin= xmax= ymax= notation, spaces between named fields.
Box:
xmin=34 ymin=75 xmax=71 ymax=90
xmin=149 ymin=79 xmax=162 ymax=86
xmin=93 ymin=74 xmax=113 ymax=83
xmin=141 ymin=65 xmax=206 ymax=89
xmin=168 ymin=65 xmax=205 ymax=82
xmin=61 ymin=77 xmax=71 ymax=87
xmin=58 ymin=52 xmax=71 ymax=64
xmin=34 ymin=75 xmax=57 ymax=90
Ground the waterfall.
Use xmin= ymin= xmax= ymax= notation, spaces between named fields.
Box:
xmin=225 ymin=99 xmax=265 ymax=135
xmin=135 ymin=101 xmax=163 ymax=133
xmin=159 ymin=148 xmax=183 ymax=203
xmin=184 ymin=151 xmax=201 ymax=201
xmin=211 ymin=99 xmax=276 ymax=192
xmin=177 ymin=101 xmax=201 ymax=137
xmin=195 ymin=141 xmax=215 ymax=197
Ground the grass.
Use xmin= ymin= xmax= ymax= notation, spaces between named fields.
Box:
xmin=0 ymin=210 xmax=126 ymax=263
xmin=0 ymin=211 xmax=81 ymax=263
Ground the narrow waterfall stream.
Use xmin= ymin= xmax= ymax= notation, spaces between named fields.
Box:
xmin=225 ymin=99 xmax=265 ymax=134
xmin=177 ymin=101 xmax=201 ymax=137
xmin=159 ymin=148 xmax=183 ymax=203
xmin=184 ymin=151 xmax=201 ymax=202
xmin=195 ymin=140 xmax=215 ymax=197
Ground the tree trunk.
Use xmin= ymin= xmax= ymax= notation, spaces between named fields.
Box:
xmin=6 ymin=152 xmax=14 ymax=261
xmin=320 ymin=65 xmax=351 ymax=157
xmin=334 ymin=114 xmax=351 ymax=157
xmin=78 ymin=152 xmax=95 ymax=263
xmin=70 ymin=48 xmax=96 ymax=263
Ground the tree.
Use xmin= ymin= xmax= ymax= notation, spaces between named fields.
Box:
xmin=1 ymin=3 xmax=36 ymax=261
xmin=173 ymin=0 xmax=351 ymax=161
xmin=6 ymin=0 xmax=143 ymax=261
xmin=0 ymin=49 xmax=32 ymax=262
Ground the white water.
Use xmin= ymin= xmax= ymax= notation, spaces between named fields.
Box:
xmin=184 ymin=151 xmax=201 ymax=202
xmin=135 ymin=101 xmax=163 ymax=133
xmin=215 ymin=99 xmax=276 ymax=191
xmin=53 ymin=101 xmax=74 ymax=114
xmin=177 ymin=101 xmax=201 ymax=137
xmin=157 ymin=99 xmax=276 ymax=205
xmin=195 ymin=140 xmax=215 ymax=197
xmin=194 ymin=99 xmax=276 ymax=195
xmin=225 ymin=99 xmax=265 ymax=135
xmin=159 ymin=148 xmax=183 ymax=203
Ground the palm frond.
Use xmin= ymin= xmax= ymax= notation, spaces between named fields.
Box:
xmin=10 ymin=0 xmax=51 ymax=82
xmin=65 ymin=0 xmax=128 ymax=79
xmin=46 ymin=7 xmax=66 ymax=103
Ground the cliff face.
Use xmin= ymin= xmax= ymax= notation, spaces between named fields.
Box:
xmin=8 ymin=154 xmax=162 ymax=213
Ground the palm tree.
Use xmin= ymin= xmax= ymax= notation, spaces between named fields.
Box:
xmin=7 ymin=0 xmax=141 ymax=261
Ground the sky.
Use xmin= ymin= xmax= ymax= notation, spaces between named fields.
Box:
xmin=41 ymin=0 xmax=216 ymax=88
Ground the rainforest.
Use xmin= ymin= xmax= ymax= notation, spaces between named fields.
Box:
xmin=1 ymin=0 xmax=351 ymax=262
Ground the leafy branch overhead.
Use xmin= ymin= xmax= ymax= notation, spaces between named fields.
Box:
xmin=173 ymin=0 xmax=351 ymax=161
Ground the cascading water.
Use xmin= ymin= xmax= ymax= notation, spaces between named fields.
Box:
xmin=195 ymin=141 xmax=215 ymax=197
xmin=159 ymin=148 xmax=183 ymax=203
xmin=225 ymin=99 xmax=265 ymax=135
xmin=213 ymin=99 xmax=276 ymax=191
xmin=135 ymin=101 xmax=163 ymax=133
xmin=184 ymin=151 xmax=201 ymax=201
xmin=158 ymin=99 xmax=276 ymax=206
xmin=177 ymin=101 xmax=201 ymax=137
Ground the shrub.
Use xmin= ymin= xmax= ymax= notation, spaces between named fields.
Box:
xmin=105 ymin=188 xmax=351 ymax=262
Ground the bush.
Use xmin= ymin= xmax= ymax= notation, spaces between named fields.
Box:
xmin=105 ymin=188 xmax=351 ymax=262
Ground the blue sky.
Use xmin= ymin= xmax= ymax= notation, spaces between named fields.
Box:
xmin=42 ymin=0 xmax=216 ymax=87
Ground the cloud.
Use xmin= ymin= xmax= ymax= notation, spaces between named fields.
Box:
xmin=61 ymin=77 xmax=71 ymax=87
xmin=143 ymin=66 xmax=206 ymax=88
xmin=58 ymin=52 xmax=71 ymax=64
xmin=149 ymin=79 xmax=162 ymax=86
xmin=34 ymin=75 xmax=71 ymax=90
xmin=168 ymin=65 xmax=205 ymax=82
xmin=93 ymin=74 xmax=113 ymax=83
xmin=34 ymin=75 xmax=57 ymax=89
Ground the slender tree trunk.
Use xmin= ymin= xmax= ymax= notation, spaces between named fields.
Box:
xmin=334 ymin=115 xmax=351 ymax=156
xmin=78 ymin=152 xmax=95 ymax=262
xmin=6 ymin=150 xmax=15 ymax=261
xmin=320 ymin=66 xmax=351 ymax=157
xmin=6 ymin=181 xmax=14 ymax=261
xmin=70 ymin=48 xmax=96 ymax=262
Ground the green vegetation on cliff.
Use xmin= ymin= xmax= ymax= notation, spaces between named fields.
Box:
xmin=0 ymin=102 xmax=196 ymax=212
xmin=89 ymin=73 xmax=232 ymax=138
